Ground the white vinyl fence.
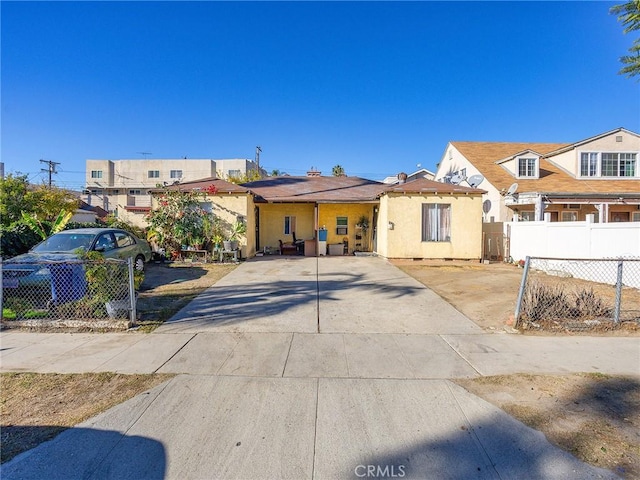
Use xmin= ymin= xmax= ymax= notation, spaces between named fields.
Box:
xmin=507 ymin=218 xmax=640 ymax=261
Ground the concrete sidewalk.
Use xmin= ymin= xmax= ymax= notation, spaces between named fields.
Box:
xmin=1 ymin=256 xmax=635 ymax=479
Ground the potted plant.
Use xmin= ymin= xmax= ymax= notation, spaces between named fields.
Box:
xmin=356 ymin=215 xmax=370 ymax=252
xmin=224 ymin=219 xmax=247 ymax=251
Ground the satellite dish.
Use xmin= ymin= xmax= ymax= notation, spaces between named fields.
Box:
xmin=467 ymin=174 xmax=484 ymax=188
xmin=482 ymin=199 xmax=491 ymax=214
xmin=450 ymin=174 xmax=463 ymax=185
xmin=507 ymin=183 xmax=519 ymax=195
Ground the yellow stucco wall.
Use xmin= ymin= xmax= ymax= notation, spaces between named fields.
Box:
xmin=317 ymin=204 xmax=375 ymax=253
xmin=379 ymin=193 xmax=483 ymax=259
xmin=256 ymin=203 xmax=316 ymax=253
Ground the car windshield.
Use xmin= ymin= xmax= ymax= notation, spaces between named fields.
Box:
xmin=32 ymin=233 xmax=95 ymax=253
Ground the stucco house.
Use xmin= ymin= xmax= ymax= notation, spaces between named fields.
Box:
xmin=434 ymin=127 xmax=640 ymax=224
xmin=152 ymin=173 xmax=485 ymax=260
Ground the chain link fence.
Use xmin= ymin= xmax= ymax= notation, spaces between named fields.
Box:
xmin=1 ymin=257 xmax=136 ymax=329
xmin=515 ymin=257 xmax=640 ymax=332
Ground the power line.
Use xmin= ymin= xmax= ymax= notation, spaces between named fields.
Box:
xmin=40 ymin=159 xmax=60 ymax=187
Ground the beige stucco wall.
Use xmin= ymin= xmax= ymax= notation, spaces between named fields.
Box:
xmin=378 ymin=193 xmax=483 ymax=259
xmin=317 ymin=204 xmax=375 ymax=253
xmin=256 ymin=203 xmax=316 ymax=253
xmin=550 ymin=130 xmax=640 ymax=176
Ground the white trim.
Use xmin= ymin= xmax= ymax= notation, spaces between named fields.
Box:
xmin=516 ymin=155 xmax=539 ymax=179
xmin=577 ymin=150 xmax=638 ymax=179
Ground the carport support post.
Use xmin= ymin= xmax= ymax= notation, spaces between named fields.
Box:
xmin=514 ymin=256 xmax=530 ymax=329
xmin=613 ymin=259 xmax=623 ymax=324
xmin=128 ymin=258 xmax=137 ymax=326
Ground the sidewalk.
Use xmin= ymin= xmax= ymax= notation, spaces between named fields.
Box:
xmin=1 ymin=256 xmax=634 ymax=479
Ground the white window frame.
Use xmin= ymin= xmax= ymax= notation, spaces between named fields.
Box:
xmin=632 ymin=212 xmax=640 ymax=222
xmin=421 ymin=204 xmax=451 ymax=242
xmin=128 ymin=189 xmax=142 ymax=195
xmin=91 ymin=170 xmax=102 ymax=179
xmin=170 ymin=170 xmax=182 ymax=179
xmin=336 ymin=216 xmax=348 ymax=235
xmin=516 ymin=156 xmax=539 ymax=179
xmin=578 ymin=151 xmax=638 ymax=178
xmin=284 ymin=216 xmax=296 ymax=235
xmin=148 ymin=170 xmax=160 ymax=179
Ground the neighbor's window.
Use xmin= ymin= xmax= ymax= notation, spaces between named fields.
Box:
xmin=228 ymin=169 xmax=242 ymax=178
xmin=602 ymin=153 xmax=636 ymax=177
xmin=520 ymin=211 xmax=535 ymax=222
xmin=148 ymin=170 xmax=160 ymax=178
xmin=580 ymin=152 xmax=598 ymax=177
xmin=561 ymin=211 xmax=578 ymax=222
xmin=517 ymin=157 xmax=537 ymax=178
xmin=336 ymin=216 xmax=348 ymax=235
xmin=170 ymin=170 xmax=182 ymax=179
xmin=422 ymin=204 xmax=451 ymax=242
xmin=284 ymin=216 xmax=296 ymax=235
xmin=91 ymin=170 xmax=102 ymax=179
xmin=580 ymin=152 xmax=637 ymax=177
xmin=128 ymin=189 xmax=142 ymax=195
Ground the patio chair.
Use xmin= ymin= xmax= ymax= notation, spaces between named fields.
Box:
xmin=278 ymin=239 xmax=298 ymax=255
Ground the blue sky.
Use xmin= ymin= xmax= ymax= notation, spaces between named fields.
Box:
xmin=2 ymin=1 xmax=638 ymax=190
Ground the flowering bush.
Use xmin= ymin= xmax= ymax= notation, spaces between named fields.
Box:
xmin=146 ymin=190 xmax=210 ymax=254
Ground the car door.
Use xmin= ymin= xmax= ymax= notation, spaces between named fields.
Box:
xmin=93 ymin=232 xmax=117 ymax=255
xmin=112 ymin=231 xmax=138 ymax=261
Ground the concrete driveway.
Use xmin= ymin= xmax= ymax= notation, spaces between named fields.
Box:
xmin=2 ymin=256 xmax=630 ymax=479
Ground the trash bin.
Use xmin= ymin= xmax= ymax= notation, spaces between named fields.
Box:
xmin=318 ymin=228 xmax=328 ymax=242
xmin=50 ymin=263 xmax=87 ymax=305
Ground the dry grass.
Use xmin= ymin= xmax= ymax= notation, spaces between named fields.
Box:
xmin=0 ymin=372 xmax=174 ymax=463
xmin=456 ymin=373 xmax=640 ymax=479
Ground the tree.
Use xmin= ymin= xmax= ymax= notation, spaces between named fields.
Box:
xmin=611 ymin=1 xmax=640 ymax=79
xmin=222 ymin=169 xmax=263 ymax=184
xmin=270 ymin=169 xmax=282 ymax=177
xmin=0 ymin=174 xmax=78 ymax=226
xmin=332 ymin=165 xmax=346 ymax=177
xmin=0 ymin=174 xmax=35 ymax=226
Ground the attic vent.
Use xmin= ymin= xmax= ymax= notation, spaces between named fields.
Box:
xmin=616 ymin=135 xmax=623 ymax=142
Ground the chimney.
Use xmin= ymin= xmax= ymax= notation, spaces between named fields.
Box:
xmin=397 ymin=172 xmax=408 ymax=184
xmin=307 ymin=167 xmax=321 ymax=177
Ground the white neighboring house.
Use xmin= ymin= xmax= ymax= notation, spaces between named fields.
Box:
xmin=83 ymin=158 xmax=264 ymax=227
xmin=434 ymin=128 xmax=640 ymax=224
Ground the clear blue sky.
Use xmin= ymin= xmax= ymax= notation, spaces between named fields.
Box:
xmin=2 ymin=1 xmax=638 ymax=190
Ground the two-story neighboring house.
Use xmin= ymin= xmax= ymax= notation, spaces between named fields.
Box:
xmin=84 ymin=158 xmax=263 ymax=227
xmin=434 ymin=128 xmax=640 ymax=224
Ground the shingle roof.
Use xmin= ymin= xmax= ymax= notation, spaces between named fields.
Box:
xmin=243 ymin=176 xmax=385 ymax=202
xmin=150 ymin=177 xmax=250 ymax=194
xmin=451 ymin=141 xmax=640 ymax=194
xmin=383 ymin=178 xmax=485 ymax=195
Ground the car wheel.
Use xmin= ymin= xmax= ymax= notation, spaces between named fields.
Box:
xmin=134 ymin=255 xmax=145 ymax=272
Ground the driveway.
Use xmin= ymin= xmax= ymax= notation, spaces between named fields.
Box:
xmin=1 ymin=256 xmax=628 ymax=479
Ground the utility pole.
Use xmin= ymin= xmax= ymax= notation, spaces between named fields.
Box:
xmin=255 ymin=146 xmax=262 ymax=170
xmin=40 ymin=159 xmax=60 ymax=187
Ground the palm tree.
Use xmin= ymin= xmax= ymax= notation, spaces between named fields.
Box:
xmin=332 ymin=165 xmax=346 ymax=177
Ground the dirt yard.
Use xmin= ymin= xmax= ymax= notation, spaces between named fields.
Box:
xmin=392 ymin=259 xmax=639 ymax=336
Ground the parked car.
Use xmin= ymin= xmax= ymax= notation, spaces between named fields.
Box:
xmin=2 ymin=228 xmax=152 ymax=291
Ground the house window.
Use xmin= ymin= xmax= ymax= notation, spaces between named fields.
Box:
xmin=91 ymin=170 xmax=102 ymax=179
xmin=111 ymin=190 xmax=120 ymax=194
xmin=580 ymin=153 xmax=598 ymax=177
xmin=520 ymin=211 xmax=535 ymax=221
xmin=632 ymin=212 xmax=640 ymax=222
xmin=170 ymin=170 xmax=182 ymax=179
xmin=561 ymin=211 xmax=578 ymax=222
xmin=580 ymin=152 xmax=637 ymax=177
xmin=336 ymin=216 xmax=348 ymax=235
xmin=128 ymin=189 xmax=142 ymax=195
xmin=422 ymin=204 xmax=451 ymax=242
xmin=284 ymin=216 xmax=296 ymax=235
xmin=148 ymin=170 xmax=160 ymax=178
xmin=228 ymin=169 xmax=242 ymax=178
xmin=90 ymin=189 xmax=103 ymax=195
xmin=517 ymin=157 xmax=537 ymax=178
